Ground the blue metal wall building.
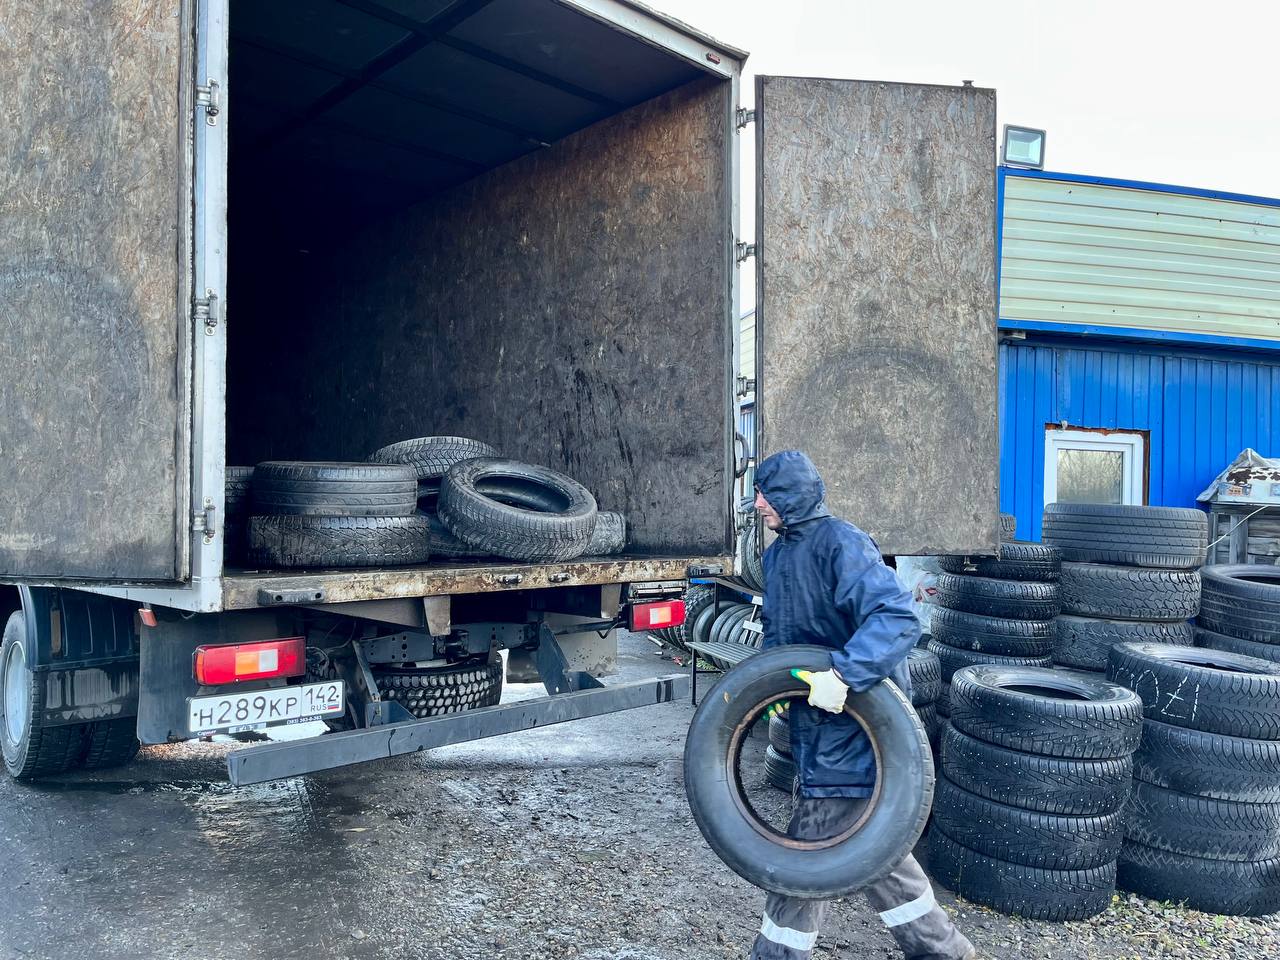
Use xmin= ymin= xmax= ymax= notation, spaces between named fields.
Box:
xmin=999 ymin=169 xmax=1280 ymax=540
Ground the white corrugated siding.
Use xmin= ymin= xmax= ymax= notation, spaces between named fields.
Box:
xmin=1000 ymin=176 xmax=1280 ymax=341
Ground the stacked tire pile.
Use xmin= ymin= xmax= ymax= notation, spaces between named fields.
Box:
xmin=1043 ymin=504 xmax=1205 ymax=675
xmin=241 ymin=436 xmax=628 ymax=569
xmin=1107 ymin=641 xmax=1280 ymax=916
xmin=929 ymin=665 xmax=1143 ymax=920
xmin=930 ymin=526 xmax=1060 ymax=719
xmin=761 ymin=648 xmax=942 ymax=794
xmin=1196 ymin=564 xmax=1280 ymax=665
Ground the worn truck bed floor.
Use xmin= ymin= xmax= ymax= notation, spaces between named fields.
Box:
xmin=221 ymin=555 xmax=729 ymax=609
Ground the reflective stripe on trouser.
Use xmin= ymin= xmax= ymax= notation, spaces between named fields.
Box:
xmin=749 ymin=797 xmax=973 ymax=960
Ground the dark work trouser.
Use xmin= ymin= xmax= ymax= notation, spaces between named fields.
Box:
xmin=749 ymin=797 xmax=972 ymax=960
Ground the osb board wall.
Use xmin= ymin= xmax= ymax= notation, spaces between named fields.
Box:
xmin=0 ymin=1 xmax=189 ymax=579
xmin=230 ymin=77 xmax=732 ymax=555
xmin=757 ymin=77 xmax=999 ymax=555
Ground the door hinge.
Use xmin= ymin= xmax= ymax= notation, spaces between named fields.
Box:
xmin=193 ymin=501 xmax=216 ymax=544
xmin=196 ymin=80 xmax=221 ymax=125
xmin=193 ymin=291 xmax=219 ymax=335
xmin=736 ymin=107 xmax=755 ymax=129
xmin=736 ymin=242 xmax=757 ymax=263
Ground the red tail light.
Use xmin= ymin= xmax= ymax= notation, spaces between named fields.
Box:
xmin=629 ymin=600 xmax=686 ymax=632
xmin=194 ymin=638 xmax=305 ymax=685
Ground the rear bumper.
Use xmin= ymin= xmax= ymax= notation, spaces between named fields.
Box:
xmin=226 ymin=672 xmax=690 ymax=786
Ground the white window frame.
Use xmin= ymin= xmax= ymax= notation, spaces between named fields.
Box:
xmin=1044 ymin=428 xmax=1146 ymax=507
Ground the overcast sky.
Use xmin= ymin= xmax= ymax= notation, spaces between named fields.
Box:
xmin=662 ymin=0 xmax=1280 ymax=200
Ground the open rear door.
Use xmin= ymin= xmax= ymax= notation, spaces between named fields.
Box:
xmin=0 ymin=3 xmax=195 ymax=580
xmin=755 ymin=77 xmax=999 ymax=555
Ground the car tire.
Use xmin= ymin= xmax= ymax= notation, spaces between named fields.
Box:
xmin=80 ymin=718 xmax=141 ymax=770
xmin=438 ymin=458 xmax=596 ymax=563
xmin=1195 ymin=625 xmax=1280 ymax=664
xmin=368 ymin=436 xmax=499 ymax=501
xmin=1124 ymin=779 xmax=1280 ymax=861
xmin=768 ymin=712 xmax=791 ymax=755
xmin=249 ymin=515 xmax=432 ymax=569
xmin=928 ymin=830 xmax=1115 ymax=921
xmin=1054 ymin=616 xmax=1194 ymax=672
xmin=689 ymin=603 xmax=719 ymax=648
xmin=908 ymin=648 xmax=942 ymax=705
xmin=1133 ymin=719 xmax=1280 ymax=803
xmin=0 ymin=611 xmax=88 ymax=779
xmin=252 ymin=461 xmax=418 ymax=517
xmin=422 ymin=510 xmax=492 ymax=560
xmin=1198 ymin=565 xmax=1280 ymax=644
xmin=224 ymin=466 xmax=254 ymax=565
xmin=1117 ymin=841 xmax=1280 ymax=917
xmin=937 ymin=541 xmax=1061 ymax=583
xmin=929 ymin=607 xmax=1055 ymax=657
xmin=1000 ymin=513 xmax=1017 ymax=540
xmin=372 ymin=657 xmax=503 ymax=718
xmin=949 ymin=664 xmax=1143 ymax=760
xmin=940 ymin=723 xmax=1133 ymax=816
xmin=674 ymin=587 xmax=716 ymax=653
xmin=1042 ymin=503 xmax=1208 ymax=569
xmin=1107 ymin=642 xmax=1280 ymax=740
xmin=584 ymin=511 xmax=626 ymax=555
xmin=764 ymin=745 xmax=796 ymax=792
xmin=932 ymin=776 xmax=1123 ymax=870
xmin=933 ymin=573 xmax=1061 ymax=621
xmin=684 ymin=645 xmax=933 ymax=898
xmin=1060 ymin=563 xmax=1201 ymax=621
xmin=926 ymin=640 xmax=1053 ymax=684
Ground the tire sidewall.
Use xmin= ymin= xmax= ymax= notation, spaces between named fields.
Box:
xmin=0 ymin=612 xmax=33 ymax=776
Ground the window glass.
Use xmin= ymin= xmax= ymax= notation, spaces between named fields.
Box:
xmin=1056 ymin=448 xmax=1124 ymax=504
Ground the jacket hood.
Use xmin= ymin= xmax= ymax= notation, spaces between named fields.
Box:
xmin=756 ymin=450 xmax=831 ymax=527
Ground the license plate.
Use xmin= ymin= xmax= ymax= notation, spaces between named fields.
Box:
xmin=188 ymin=681 xmax=345 ymax=735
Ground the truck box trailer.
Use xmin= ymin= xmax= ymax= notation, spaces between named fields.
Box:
xmin=0 ymin=0 xmax=998 ymax=784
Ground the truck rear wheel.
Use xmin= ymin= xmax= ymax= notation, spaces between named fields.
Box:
xmin=80 ymin=719 xmax=141 ymax=770
xmin=0 ymin=611 xmax=87 ymax=780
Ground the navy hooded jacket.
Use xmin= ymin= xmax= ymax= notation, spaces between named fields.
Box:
xmin=756 ymin=450 xmax=918 ymax=799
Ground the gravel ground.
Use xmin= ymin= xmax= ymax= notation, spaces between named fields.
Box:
xmin=0 ymin=632 xmax=1275 ymax=960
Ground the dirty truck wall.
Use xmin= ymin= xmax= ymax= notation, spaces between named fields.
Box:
xmin=757 ymin=77 xmax=999 ymax=555
xmin=230 ymin=78 xmax=732 ymax=556
xmin=0 ymin=1 xmax=191 ymax=580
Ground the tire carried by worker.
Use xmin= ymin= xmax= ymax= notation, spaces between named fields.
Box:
xmin=684 ymin=644 xmax=933 ymax=898
xmin=929 ymin=665 xmax=1142 ymax=920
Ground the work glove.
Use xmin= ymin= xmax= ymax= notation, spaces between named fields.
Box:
xmin=791 ymin=668 xmax=849 ymax=714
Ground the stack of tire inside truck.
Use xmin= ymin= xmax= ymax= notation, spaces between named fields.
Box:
xmin=929 ymin=665 xmax=1144 ymax=919
xmin=1043 ymin=504 xmax=1204 ymax=677
xmin=231 ymin=436 xmax=627 ymax=570
xmin=931 ymin=512 xmax=1059 ymax=723
xmin=763 ymin=648 xmax=943 ymax=793
xmin=1109 ymin=579 xmax=1280 ymax=915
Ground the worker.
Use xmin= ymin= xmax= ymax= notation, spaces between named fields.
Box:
xmin=748 ymin=450 xmax=974 ymax=960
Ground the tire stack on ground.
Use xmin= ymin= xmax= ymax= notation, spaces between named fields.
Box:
xmin=1043 ymin=504 xmax=1205 ymax=676
xmin=930 ymin=520 xmax=1059 ymax=719
xmin=929 ymin=665 xmax=1143 ymax=920
xmin=766 ymin=707 xmax=796 ymax=793
xmin=1196 ymin=564 xmax=1280 ymax=665
xmin=1107 ymin=642 xmax=1280 ymax=915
